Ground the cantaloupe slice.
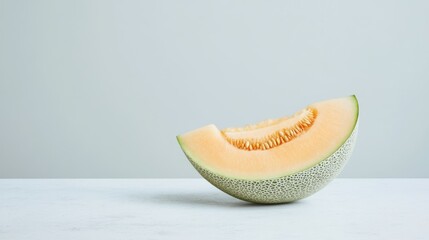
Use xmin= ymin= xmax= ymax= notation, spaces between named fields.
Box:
xmin=177 ymin=95 xmax=359 ymax=204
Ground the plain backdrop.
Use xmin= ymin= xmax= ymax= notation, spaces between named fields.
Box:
xmin=1 ymin=0 xmax=428 ymax=178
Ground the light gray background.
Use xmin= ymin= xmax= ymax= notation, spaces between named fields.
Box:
xmin=1 ymin=0 xmax=428 ymax=178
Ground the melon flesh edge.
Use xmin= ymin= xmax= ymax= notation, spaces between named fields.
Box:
xmin=177 ymin=96 xmax=359 ymax=181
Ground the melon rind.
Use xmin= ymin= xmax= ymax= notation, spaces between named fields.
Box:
xmin=182 ymin=125 xmax=358 ymax=204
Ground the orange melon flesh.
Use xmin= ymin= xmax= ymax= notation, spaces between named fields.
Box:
xmin=177 ymin=96 xmax=359 ymax=180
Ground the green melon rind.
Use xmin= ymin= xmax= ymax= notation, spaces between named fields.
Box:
xmin=182 ymin=126 xmax=357 ymax=204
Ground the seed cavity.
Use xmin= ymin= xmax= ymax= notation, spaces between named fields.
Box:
xmin=221 ymin=108 xmax=317 ymax=151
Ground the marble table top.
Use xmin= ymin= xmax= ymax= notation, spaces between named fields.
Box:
xmin=1 ymin=179 xmax=428 ymax=240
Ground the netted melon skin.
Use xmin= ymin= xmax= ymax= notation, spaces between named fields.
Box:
xmin=185 ymin=127 xmax=358 ymax=204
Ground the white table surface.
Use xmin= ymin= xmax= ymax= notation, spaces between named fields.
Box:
xmin=0 ymin=179 xmax=428 ymax=240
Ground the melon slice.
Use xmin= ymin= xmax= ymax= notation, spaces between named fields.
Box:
xmin=177 ymin=95 xmax=359 ymax=204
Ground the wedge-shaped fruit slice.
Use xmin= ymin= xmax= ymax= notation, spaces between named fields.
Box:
xmin=177 ymin=95 xmax=359 ymax=204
